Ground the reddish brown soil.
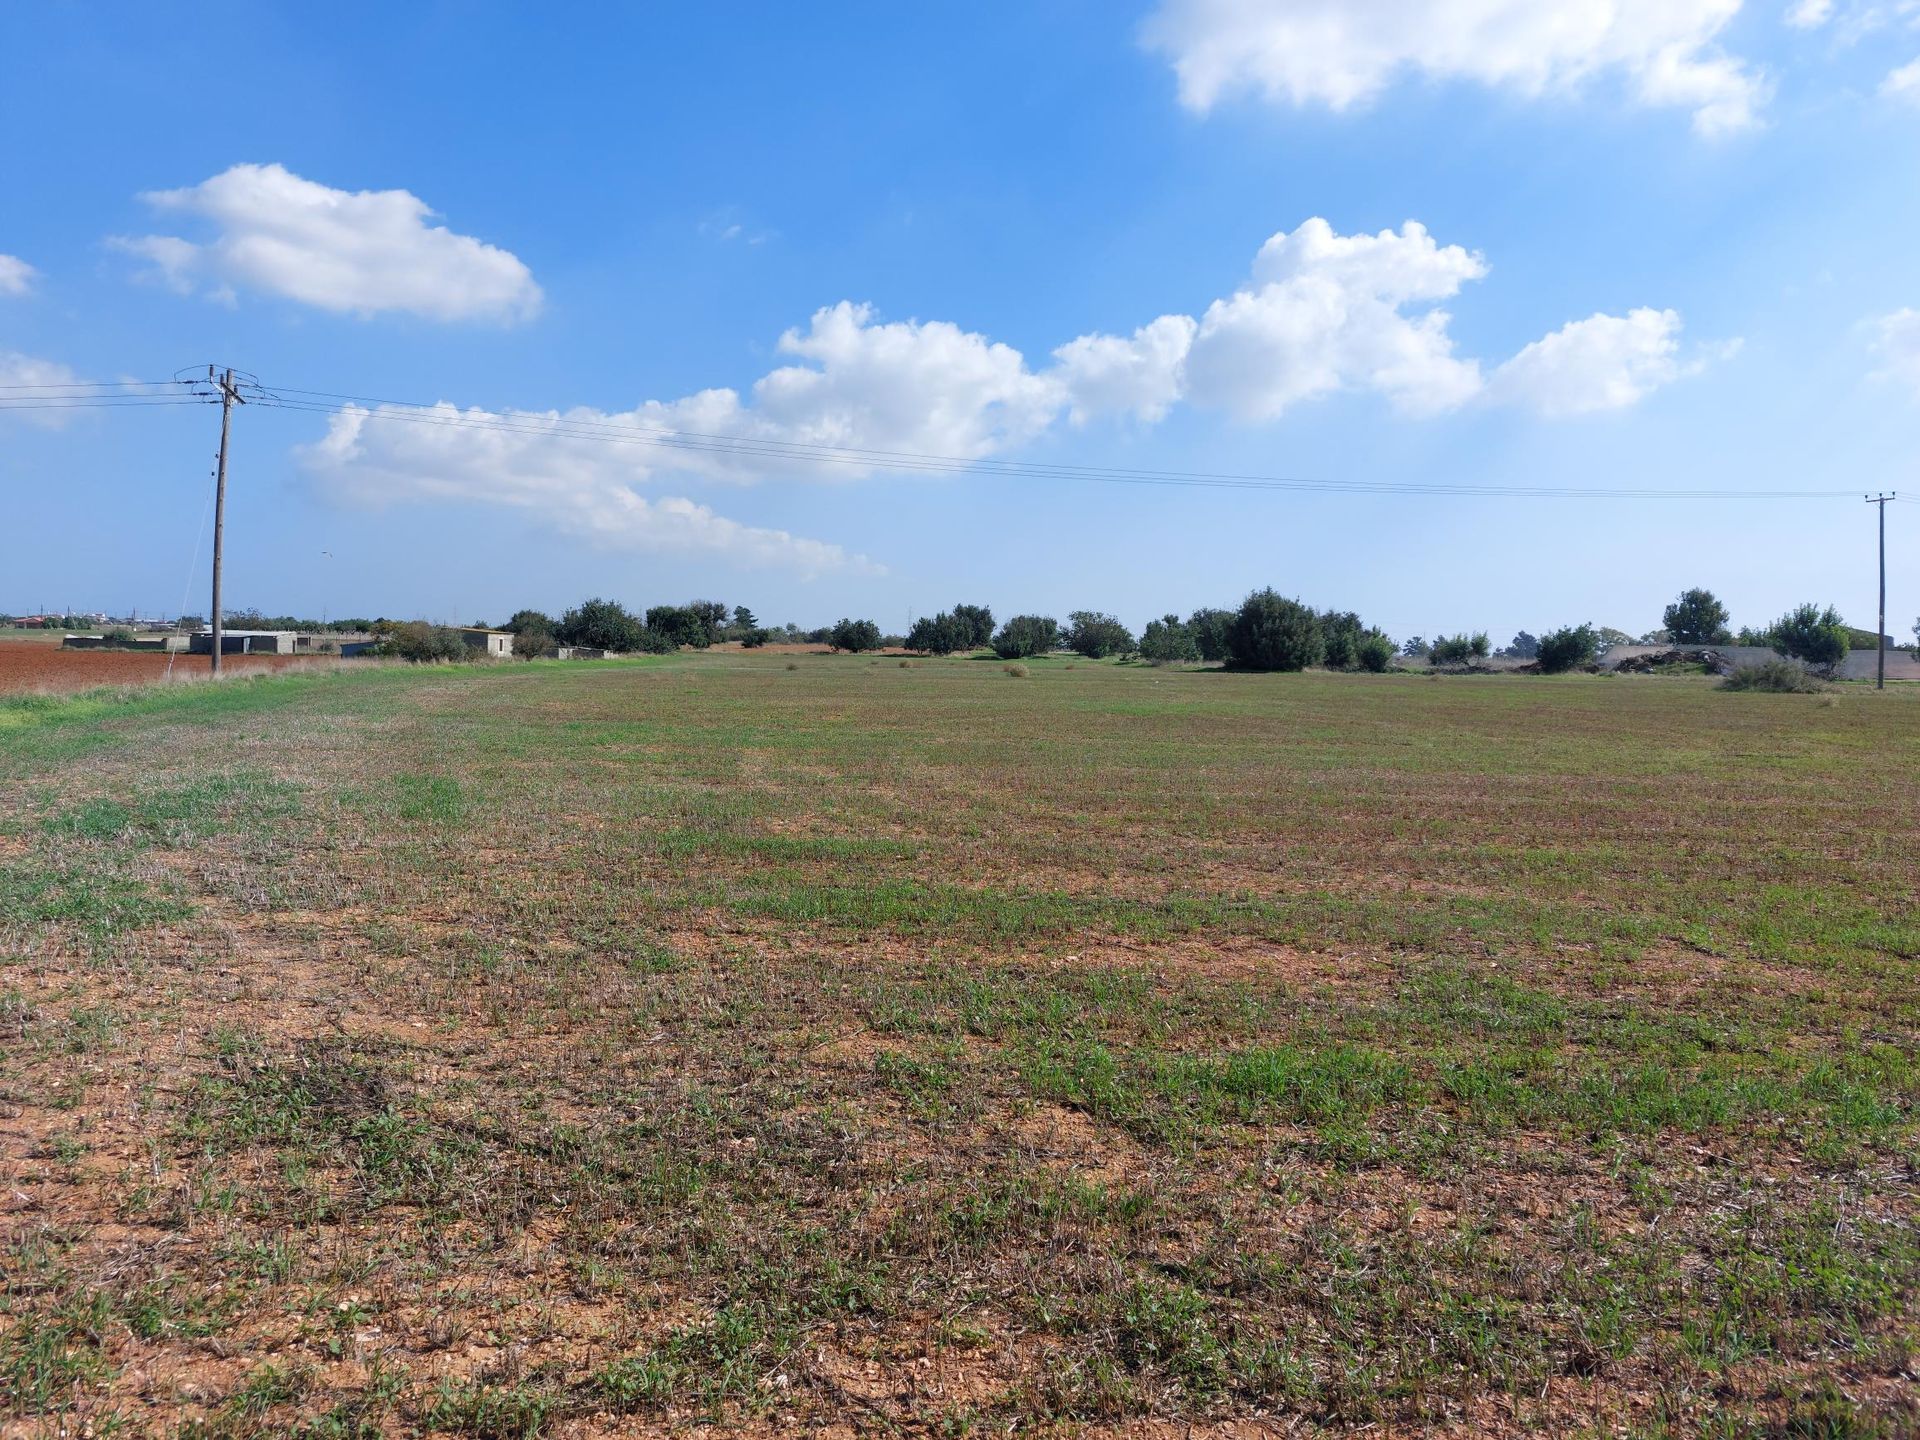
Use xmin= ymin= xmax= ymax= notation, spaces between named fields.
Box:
xmin=0 ymin=640 xmax=339 ymax=694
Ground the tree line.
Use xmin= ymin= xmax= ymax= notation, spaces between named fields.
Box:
xmin=364 ymin=584 xmax=1873 ymax=677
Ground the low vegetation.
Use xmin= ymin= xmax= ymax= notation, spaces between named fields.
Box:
xmin=1722 ymin=657 xmax=1828 ymax=693
xmin=1 ymin=652 xmax=1912 ymax=1435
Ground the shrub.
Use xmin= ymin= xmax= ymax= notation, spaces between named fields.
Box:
xmin=829 ymin=617 xmax=883 ymax=653
xmin=1662 ymin=588 xmax=1732 ymax=645
xmin=376 ymin=622 xmax=470 ymax=663
xmin=1003 ymin=663 xmax=1029 ymax=678
xmin=1227 ymin=590 xmax=1323 ymax=671
xmin=1721 ymin=659 xmax=1824 ymax=693
xmin=1138 ymin=614 xmax=1200 ymax=664
xmin=950 ymin=603 xmax=995 ymax=650
xmin=1400 ymin=636 xmax=1429 ymax=659
xmin=1536 ymin=624 xmax=1599 ymax=674
xmin=646 ymin=605 xmax=708 ymax=649
xmin=1354 ymin=633 xmax=1395 ymax=672
xmin=1503 ymin=631 xmax=1539 ymax=660
xmin=505 ymin=608 xmax=555 ymax=659
xmin=1770 ymin=603 xmax=1848 ymax=675
xmin=992 ymin=614 xmax=1059 ymax=659
xmin=556 ymin=598 xmax=646 ymax=653
xmin=1064 ymin=611 xmax=1134 ymax=659
xmin=1429 ymin=632 xmax=1490 ymax=666
xmin=906 ymin=612 xmax=968 ymax=655
xmin=686 ymin=600 xmax=729 ymax=646
xmin=1187 ymin=608 xmax=1235 ymax=662
xmin=1319 ymin=612 xmax=1357 ymax=669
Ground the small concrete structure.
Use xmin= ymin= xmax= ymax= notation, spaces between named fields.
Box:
xmin=188 ymin=629 xmax=297 ymax=656
xmin=1603 ymin=644 xmax=1920 ymax=682
xmin=461 ymin=627 xmax=515 ymax=658
xmin=545 ymin=645 xmax=608 ymax=660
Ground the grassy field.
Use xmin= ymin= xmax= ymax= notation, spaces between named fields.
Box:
xmin=1 ymin=653 xmax=1915 ymax=1437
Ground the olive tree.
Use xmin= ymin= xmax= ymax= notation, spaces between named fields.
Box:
xmin=1227 ymin=590 xmax=1323 ymax=671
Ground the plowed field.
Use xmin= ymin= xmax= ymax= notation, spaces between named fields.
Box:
xmin=0 ymin=640 xmax=337 ymax=693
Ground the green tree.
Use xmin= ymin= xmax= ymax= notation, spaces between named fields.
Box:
xmin=505 ymin=608 xmax=556 ymax=659
xmin=1139 ymin=614 xmax=1200 ymax=663
xmin=1504 ymin=631 xmax=1539 ymax=660
xmin=1429 ymin=632 xmax=1490 ymax=666
xmin=1662 ymin=588 xmax=1733 ymax=645
xmin=1770 ymin=603 xmax=1848 ymax=675
xmin=992 ymin=614 xmax=1059 ymax=659
xmin=1536 ymin=624 xmax=1598 ymax=674
xmin=829 ymin=617 xmax=883 ymax=653
xmin=376 ymin=622 xmax=471 ymax=662
xmin=686 ymin=600 xmax=729 ymax=646
xmin=1064 ymin=611 xmax=1134 ymax=659
xmin=1187 ymin=608 xmax=1234 ymax=662
xmin=1354 ymin=633 xmax=1395 ymax=672
xmin=906 ymin=612 xmax=967 ymax=654
xmin=1227 ymin=590 xmax=1323 ymax=672
xmin=556 ymin=598 xmax=646 ymax=652
xmin=950 ymin=604 xmax=995 ymax=649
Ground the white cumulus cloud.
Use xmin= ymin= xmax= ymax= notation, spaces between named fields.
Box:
xmin=0 ymin=255 xmax=36 ymax=297
xmin=299 ymin=403 xmax=877 ymax=578
xmin=298 ymin=220 xmax=1712 ymax=568
xmin=1787 ymin=0 xmax=1836 ymax=27
xmin=1142 ymin=0 xmax=1768 ymax=135
xmin=1869 ymin=307 xmax=1920 ymax=396
xmin=1884 ymin=55 xmax=1920 ymax=101
xmin=1051 ymin=315 xmax=1197 ymax=423
xmin=1488 ymin=308 xmax=1706 ymax=416
xmin=0 ymin=352 xmax=85 ymax=428
xmin=111 ymin=163 xmax=541 ymax=323
xmin=1180 ymin=219 xmax=1488 ymax=419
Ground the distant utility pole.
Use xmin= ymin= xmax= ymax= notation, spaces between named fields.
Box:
xmin=208 ymin=366 xmax=246 ymax=674
xmin=1866 ymin=492 xmax=1896 ymax=690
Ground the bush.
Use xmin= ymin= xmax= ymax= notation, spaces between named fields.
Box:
xmin=1064 ymin=611 xmax=1134 ymax=659
xmin=1003 ymin=663 xmax=1029 ymax=678
xmin=1663 ymin=588 xmax=1732 ymax=645
xmin=376 ymin=622 xmax=471 ymax=663
xmin=950 ymin=603 xmax=995 ymax=650
xmin=1429 ymin=632 xmax=1490 ymax=666
xmin=1721 ymin=659 xmax=1824 ymax=693
xmin=505 ymin=608 xmax=555 ymax=659
xmin=1187 ymin=608 xmax=1234 ymax=663
xmin=646 ymin=605 xmax=708 ymax=649
xmin=1354 ymin=633 xmax=1395 ymax=672
xmin=1536 ymin=624 xmax=1599 ymax=674
xmin=1227 ymin=590 xmax=1323 ymax=671
xmin=556 ymin=598 xmax=646 ymax=653
xmin=829 ymin=617 xmax=883 ymax=653
xmin=1770 ymin=603 xmax=1848 ymax=675
xmin=992 ymin=614 xmax=1059 ymax=659
xmin=1138 ymin=614 xmax=1200 ymax=664
xmin=906 ymin=612 xmax=968 ymax=655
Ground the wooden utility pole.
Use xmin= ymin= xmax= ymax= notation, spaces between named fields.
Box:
xmin=1866 ymin=493 xmax=1896 ymax=690
xmin=209 ymin=367 xmax=245 ymax=674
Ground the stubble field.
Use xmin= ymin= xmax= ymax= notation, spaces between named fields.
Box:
xmin=1 ymin=653 xmax=1915 ymax=1437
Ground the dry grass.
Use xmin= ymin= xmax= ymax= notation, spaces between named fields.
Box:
xmin=0 ymin=654 xmax=1915 ymax=1437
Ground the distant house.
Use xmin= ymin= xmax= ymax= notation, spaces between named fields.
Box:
xmin=188 ymin=630 xmax=297 ymax=655
xmin=460 ymin=628 xmax=515 ymax=658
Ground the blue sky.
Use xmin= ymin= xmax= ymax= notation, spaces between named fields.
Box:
xmin=4 ymin=1 xmax=1919 ymax=643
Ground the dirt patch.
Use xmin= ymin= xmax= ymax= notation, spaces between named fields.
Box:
xmin=0 ymin=640 xmax=342 ymax=695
